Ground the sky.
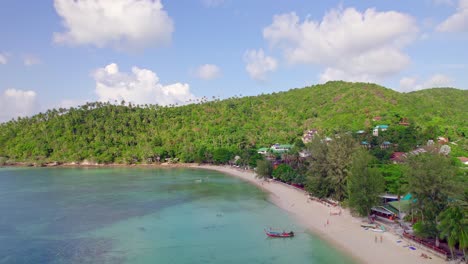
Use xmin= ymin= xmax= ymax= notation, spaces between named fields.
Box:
xmin=0 ymin=0 xmax=467 ymax=122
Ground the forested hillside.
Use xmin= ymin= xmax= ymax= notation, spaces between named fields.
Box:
xmin=0 ymin=81 xmax=466 ymax=164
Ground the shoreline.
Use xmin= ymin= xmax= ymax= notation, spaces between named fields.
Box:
xmin=1 ymin=162 xmax=447 ymax=263
xmin=193 ymin=164 xmax=446 ymax=264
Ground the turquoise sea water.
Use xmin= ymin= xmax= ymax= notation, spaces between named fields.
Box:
xmin=0 ymin=167 xmax=355 ymax=264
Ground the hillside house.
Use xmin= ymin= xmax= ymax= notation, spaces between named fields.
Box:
xmin=457 ymin=157 xmax=468 ymax=165
xmin=270 ymin=144 xmax=293 ymax=153
xmin=372 ymin=116 xmax=382 ymax=121
xmin=390 ymin=152 xmax=405 ymax=163
xmin=299 ymin=150 xmax=311 ymax=158
xmin=380 ymin=141 xmax=392 ymax=149
xmin=302 ymin=129 xmax=319 ymax=143
xmin=257 ymin=147 xmax=269 ymax=155
xmin=356 ymin=130 xmax=366 ymax=135
xmin=258 ymin=144 xmax=293 ymax=155
xmin=407 ymin=147 xmax=427 ymax=156
xmin=361 ymin=141 xmax=371 ymax=149
xmin=437 ymin=136 xmax=449 ymax=144
xmin=373 ymin=124 xmax=389 ymax=136
xmin=399 ymin=118 xmax=410 ymax=126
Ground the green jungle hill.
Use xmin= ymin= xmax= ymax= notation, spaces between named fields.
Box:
xmin=0 ymin=81 xmax=466 ymax=164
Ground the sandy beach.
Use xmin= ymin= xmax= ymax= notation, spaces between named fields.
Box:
xmin=194 ymin=164 xmax=447 ymax=264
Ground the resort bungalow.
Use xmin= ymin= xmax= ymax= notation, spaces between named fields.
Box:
xmin=372 ymin=125 xmax=389 ymax=136
xmin=386 ymin=194 xmax=414 ymax=219
xmin=380 ymin=141 xmax=392 ymax=149
xmin=371 ymin=206 xmax=398 ymax=220
xmin=258 ymin=144 xmax=293 ymax=155
xmin=390 ymin=152 xmax=405 ymax=163
xmin=361 ymin=141 xmax=370 ymax=149
xmin=257 ymin=147 xmax=269 ymax=155
xmin=302 ymin=129 xmax=319 ymax=143
xmin=270 ymin=143 xmax=293 ymax=153
xmin=379 ymin=194 xmax=399 ymax=204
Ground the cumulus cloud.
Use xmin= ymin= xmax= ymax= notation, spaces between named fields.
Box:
xmin=93 ymin=63 xmax=197 ymax=106
xmin=243 ymin=49 xmax=278 ymax=81
xmin=194 ymin=64 xmax=221 ymax=80
xmin=437 ymin=0 xmax=468 ymax=32
xmin=263 ymin=8 xmax=418 ymax=83
xmin=399 ymin=74 xmax=453 ymax=92
xmin=23 ymin=55 xmax=41 ymax=66
xmin=0 ymin=53 xmax=8 ymax=64
xmin=53 ymin=0 xmax=174 ymax=50
xmin=0 ymin=89 xmax=39 ymax=122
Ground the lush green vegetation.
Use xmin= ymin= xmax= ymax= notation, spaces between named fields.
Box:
xmin=0 ymin=81 xmax=466 ymax=164
xmin=348 ymin=150 xmax=385 ymax=216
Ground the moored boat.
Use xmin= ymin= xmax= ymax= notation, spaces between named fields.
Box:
xmin=265 ymin=229 xmax=294 ymax=238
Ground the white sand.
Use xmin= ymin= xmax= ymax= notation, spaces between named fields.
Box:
xmin=194 ymin=165 xmax=447 ymax=264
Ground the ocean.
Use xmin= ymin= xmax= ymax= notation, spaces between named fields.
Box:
xmin=0 ymin=167 xmax=354 ymax=264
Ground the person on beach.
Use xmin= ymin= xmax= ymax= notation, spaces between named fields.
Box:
xmin=380 ymin=235 xmax=383 ymax=243
xmin=375 ymin=235 xmax=377 ymax=243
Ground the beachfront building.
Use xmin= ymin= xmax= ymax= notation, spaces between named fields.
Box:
xmin=270 ymin=144 xmax=293 ymax=153
xmin=258 ymin=144 xmax=293 ymax=155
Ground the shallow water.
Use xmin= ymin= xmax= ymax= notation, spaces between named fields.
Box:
xmin=0 ymin=167 xmax=355 ymax=264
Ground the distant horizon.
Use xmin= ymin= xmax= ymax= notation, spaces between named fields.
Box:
xmin=1 ymin=0 xmax=468 ymax=122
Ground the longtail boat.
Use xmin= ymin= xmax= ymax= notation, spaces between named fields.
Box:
xmin=265 ymin=229 xmax=294 ymax=238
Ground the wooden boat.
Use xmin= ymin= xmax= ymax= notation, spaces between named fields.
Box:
xmin=265 ymin=229 xmax=294 ymax=238
xmin=361 ymin=223 xmax=378 ymax=229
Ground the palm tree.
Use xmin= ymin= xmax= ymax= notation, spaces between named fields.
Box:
xmin=438 ymin=204 xmax=468 ymax=260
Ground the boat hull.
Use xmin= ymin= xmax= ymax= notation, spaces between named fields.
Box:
xmin=265 ymin=230 xmax=294 ymax=238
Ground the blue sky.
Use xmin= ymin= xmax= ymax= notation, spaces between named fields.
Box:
xmin=0 ymin=0 xmax=467 ymax=122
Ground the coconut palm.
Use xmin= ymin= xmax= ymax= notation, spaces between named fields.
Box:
xmin=438 ymin=204 xmax=468 ymax=260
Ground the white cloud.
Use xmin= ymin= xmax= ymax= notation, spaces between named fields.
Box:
xmin=0 ymin=89 xmax=39 ymax=122
xmin=194 ymin=64 xmax=221 ymax=80
xmin=398 ymin=74 xmax=453 ymax=92
xmin=437 ymin=0 xmax=468 ymax=32
xmin=23 ymin=55 xmax=41 ymax=66
xmin=263 ymin=8 xmax=418 ymax=83
xmin=424 ymin=74 xmax=454 ymax=87
xmin=243 ymin=49 xmax=278 ymax=81
xmin=0 ymin=53 xmax=8 ymax=64
xmin=93 ymin=63 xmax=197 ymax=106
xmin=202 ymin=0 xmax=225 ymax=8
xmin=53 ymin=0 xmax=174 ymax=50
